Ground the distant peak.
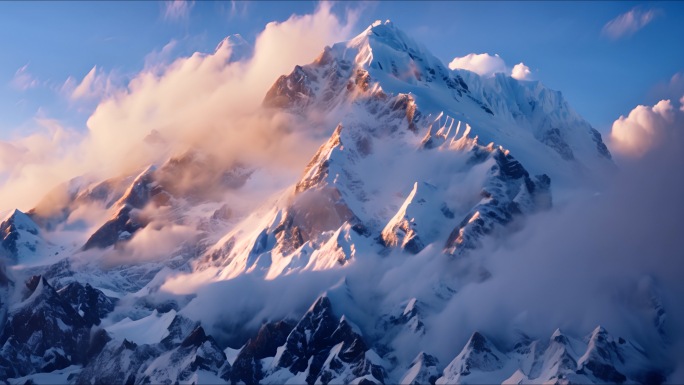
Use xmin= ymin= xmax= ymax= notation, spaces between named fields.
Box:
xmin=3 ymin=208 xmax=38 ymax=230
xmin=3 ymin=208 xmax=25 ymax=222
xmin=215 ymin=34 xmax=253 ymax=61
xmin=216 ymin=33 xmax=248 ymax=49
xmin=6 ymin=208 xmax=25 ymax=222
xmin=369 ymin=19 xmax=393 ymax=28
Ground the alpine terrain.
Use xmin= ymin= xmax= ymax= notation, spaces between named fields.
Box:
xmin=0 ymin=20 xmax=675 ymax=384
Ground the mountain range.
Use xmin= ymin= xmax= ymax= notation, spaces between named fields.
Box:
xmin=0 ymin=21 xmax=672 ymax=384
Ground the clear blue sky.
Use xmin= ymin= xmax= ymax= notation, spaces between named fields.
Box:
xmin=1 ymin=1 xmax=682 ymax=138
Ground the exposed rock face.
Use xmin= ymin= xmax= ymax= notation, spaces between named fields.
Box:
xmin=0 ymin=276 xmax=91 ymax=378
xmin=56 ymin=281 xmax=117 ymax=327
xmin=444 ymin=148 xmax=551 ymax=256
xmin=82 ymin=167 xmax=158 ymax=251
xmin=229 ymin=321 xmax=295 ymax=384
xmin=381 ymin=182 xmax=435 ymax=254
xmin=0 ymin=279 xmax=666 ymax=385
xmin=75 ymin=315 xmax=227 ymax=385
xmin=401 ymin=352 xmax=440 ymax=385
xmin=271 ymin=296 xmax=386 ymax=385
xmin=72 ymin=296 xmax=386 ymax=385
xmin=264 ymin=65 xmax=315 ymax=109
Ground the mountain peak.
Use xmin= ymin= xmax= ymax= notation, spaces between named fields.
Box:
xmin=364 ymin=19 xmax=397 ymax=35
xmin=356 ymin=19 xmax=396 ymax=38
xmin=371 ymin=19 xmax=393 ymax=27
xmin=347 ymin=19 xmax=420 ymax=58
xmin=216 ymin=33 xmax=252 ymax=61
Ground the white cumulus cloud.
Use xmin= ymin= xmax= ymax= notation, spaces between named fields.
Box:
xmin=449 ymin=53 xmax=533 ymax=80
xmin=609 ymin=99 xmax=682 ymax=158
xmin=602 ymin=7 xmax=659 ymax=40
xmin=511 ymin=62 xmax=532 ymax=81
xmin=448 ymin=53 xmax=507 ymax=77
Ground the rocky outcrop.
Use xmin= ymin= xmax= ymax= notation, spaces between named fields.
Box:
xmin=82 ymin=167 xmax=159 ymax=250
xmin=444 ymin=147 xmax=551 ymax=256
xmin=0 ymin=276 xmax=93 ymax=378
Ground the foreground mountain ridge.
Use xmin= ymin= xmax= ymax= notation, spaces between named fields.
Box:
xmin=0 ymin=20 xmax=673 ymax=384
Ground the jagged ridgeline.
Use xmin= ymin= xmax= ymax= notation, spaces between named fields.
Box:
xmin=0 ymin=20 xmax=670 ymax=385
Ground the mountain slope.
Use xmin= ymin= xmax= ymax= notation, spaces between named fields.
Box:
xmin=0 ymin=20 xmax=676 ymax=385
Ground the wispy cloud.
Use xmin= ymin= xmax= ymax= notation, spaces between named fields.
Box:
xmin=602 ymin=7 xmax=659 ymax=40
xmin=11 ymin=64 xmax=40 ymax=91
xmin=162 ymin=0 xmax=194 ymax=22
xmin=62 ymin=66 xmax=117 ymax=102
xmin=229 ymin=0 xmax=249 ymax=19
xmin=144 ymin=40 xmax=179 ymax=70
xmin=511 ymin=62 xmax=532 ymax=81
xmin=650 ymin=72 xmax=684 ymax=103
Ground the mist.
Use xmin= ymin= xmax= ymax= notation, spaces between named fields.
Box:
xmin=0 ymin=2 xmax=357 ymax=213
xmin=1 ymin=4 xmax=682 ymax=380
xmin=150 ymin=98 xmax=684 ymax=378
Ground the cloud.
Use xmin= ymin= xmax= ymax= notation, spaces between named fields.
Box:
xmin=511 ymin=62 xmax=532 ymax=81
xmin=11 ymin=64 xmax=40 ymax=91
xmin=609 ymin=99 xmax=682 ymax=158
xmin=155 ymin=91 xmax=684 ymax=373
xmin=422 ymin=124 xmax=684 ymax=367
xmin=650 ymin=72 xmax=684 ymax=103
xmin=229 ymin=0 xmax=248 ymax=19
xmin=449 ymin=53 xmax=534 ymax=80
xmin=0 ymin=3 xmax=358 ymax=212
xmin=602 ymin=7 xmax=659 ymax=40
xmin=143 ymin=40 xmax=179 ymax=70
xmin=0 ymin=119 xmax=86 ymax=211
xmin=162 ymin=0 xmax=194 ymax=22
xmin=0 ymin=141 xmax=28 ymax=172
xmin=448 ymin=53 xmax=507 ymax=77
xmin=101 ymin=218 xmax=200 ymax=266
xmin=63 ymin=66 xmax=117 ymax=101
xmin=3 ymin=6 xmax=682 ymax=375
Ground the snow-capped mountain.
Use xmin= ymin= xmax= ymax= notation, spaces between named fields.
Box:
xmin=0 ymin=20 xmax=675 ymax=385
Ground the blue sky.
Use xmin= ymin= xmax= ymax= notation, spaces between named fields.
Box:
xmin=1 ymin=1 xmax=683 ymax=138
